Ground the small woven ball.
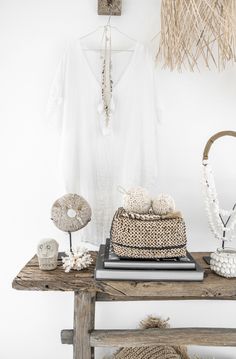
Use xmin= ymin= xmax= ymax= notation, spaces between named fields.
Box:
xmin=123 ymin=187 xmax=152 ymax=214
xmin=152 ymin=193 xmax=175 ymax=215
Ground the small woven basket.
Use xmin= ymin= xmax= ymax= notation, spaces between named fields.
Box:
xmin=113 ymin=315 xmax=190 ymax=359
xmin=110 ymin=208 xmax=187 ymax=259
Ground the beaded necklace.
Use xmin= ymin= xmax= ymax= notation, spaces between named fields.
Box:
xmin=100 ymin=25 xmax=113 ymax=129
xmin=202 ymin=159 xmax=236 ymax=247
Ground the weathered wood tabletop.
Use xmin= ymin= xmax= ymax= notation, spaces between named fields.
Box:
xmin=12 ymin=252 xmax=236 ymax=300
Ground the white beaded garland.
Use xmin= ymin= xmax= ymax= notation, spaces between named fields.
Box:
xmin=123 ymin=186 xmax=152 ymax=214
xmin=152 ymin=193 xmax=175 ymax=215
xmin=202 ymin=161 xmax=236 ymax=242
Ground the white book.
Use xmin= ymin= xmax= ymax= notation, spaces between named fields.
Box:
xmin=95 ymin=245 xmax=204 ymax=282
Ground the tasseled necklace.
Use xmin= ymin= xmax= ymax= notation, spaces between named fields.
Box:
xmin=100 ymin=25 xmax=113 ymax=131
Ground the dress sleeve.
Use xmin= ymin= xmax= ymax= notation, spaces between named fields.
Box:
xmin=46 ymin=50 xmax=67 ymax=132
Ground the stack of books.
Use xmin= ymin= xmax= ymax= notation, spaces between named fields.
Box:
xmin=95 ymin=239 xmax=204 ymax=281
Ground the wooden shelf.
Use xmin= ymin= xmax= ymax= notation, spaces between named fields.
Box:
xmin=12 ymin=252 xmax=236 ymax=300
xmin=12 ymin=252 xmax=236 ymax=358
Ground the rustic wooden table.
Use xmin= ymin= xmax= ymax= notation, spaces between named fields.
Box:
xmin=12 ymin=252 xmax=236 ymax=359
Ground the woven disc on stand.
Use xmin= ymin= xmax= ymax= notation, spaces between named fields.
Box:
xmin=51 ymin=194 xmax=92 ymax=232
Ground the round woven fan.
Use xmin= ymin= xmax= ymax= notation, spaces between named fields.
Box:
xmin=51 ymin=193 xmax=92 ymax=233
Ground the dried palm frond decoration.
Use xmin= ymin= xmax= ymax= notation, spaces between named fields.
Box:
xmin=156 ymin=0 xmax=236 ymax=71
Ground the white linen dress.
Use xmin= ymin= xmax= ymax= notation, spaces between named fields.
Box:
xmin=48 ymin=39 xmax=159 ymax=246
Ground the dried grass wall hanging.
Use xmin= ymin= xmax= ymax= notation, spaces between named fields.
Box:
xmin=156 ymin=0 xmax=236 ymax=71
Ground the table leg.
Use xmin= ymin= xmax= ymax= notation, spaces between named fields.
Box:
xmin=73 ymin=291 xmax=96 ymax=359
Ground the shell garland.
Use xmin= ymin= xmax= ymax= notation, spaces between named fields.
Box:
xmin=202 ymin=160 xmax=236 ymax=242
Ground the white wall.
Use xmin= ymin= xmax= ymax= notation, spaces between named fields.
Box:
xmin=1 ymin=0 xmax=236 ymax=358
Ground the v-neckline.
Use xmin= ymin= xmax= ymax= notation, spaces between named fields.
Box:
xmin=78 ymin=40 xmax=140 ymax=90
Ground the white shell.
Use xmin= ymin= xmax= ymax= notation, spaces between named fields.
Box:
xmin=123 ymin=187 xmax=152 ymax=214
xmin=152 ymin=193 xmax=175 ymax=215
xmin=210 ymin=248 xmax=236 ymax=278
xmin=37 ymin=238 xmax=59 ymax=271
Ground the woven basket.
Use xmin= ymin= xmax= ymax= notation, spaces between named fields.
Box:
xmin=114 ymin=346 xmax=182 ymax=359
xmin=110 ymin=208 xmax=187 ymax=259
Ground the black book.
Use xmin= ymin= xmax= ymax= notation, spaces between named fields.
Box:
xmin=104 ymin=239 xmax=196 ymax=270
xmin=95 ymin=245 xmax=204 ymax=281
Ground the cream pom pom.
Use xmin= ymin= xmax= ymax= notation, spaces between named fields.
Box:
xmin=152 ymin=193 xmax=175 ymax=215
xmin=123 ymin=186 xmax=152 ymax=214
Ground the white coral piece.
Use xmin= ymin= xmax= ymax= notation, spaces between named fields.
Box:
xmin=62 ymin=247 xmax=93 ymax=273
xmin=123 ymin=186 xmax=152 ymax=214
xmin=152 ymin=193 xmax=175 ymax=215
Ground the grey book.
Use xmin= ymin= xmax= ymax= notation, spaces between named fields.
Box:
xmin=104 ymin=239 xmax=196 ymax=270
xmin=95 ymin=245 xmax=204 ymax=281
